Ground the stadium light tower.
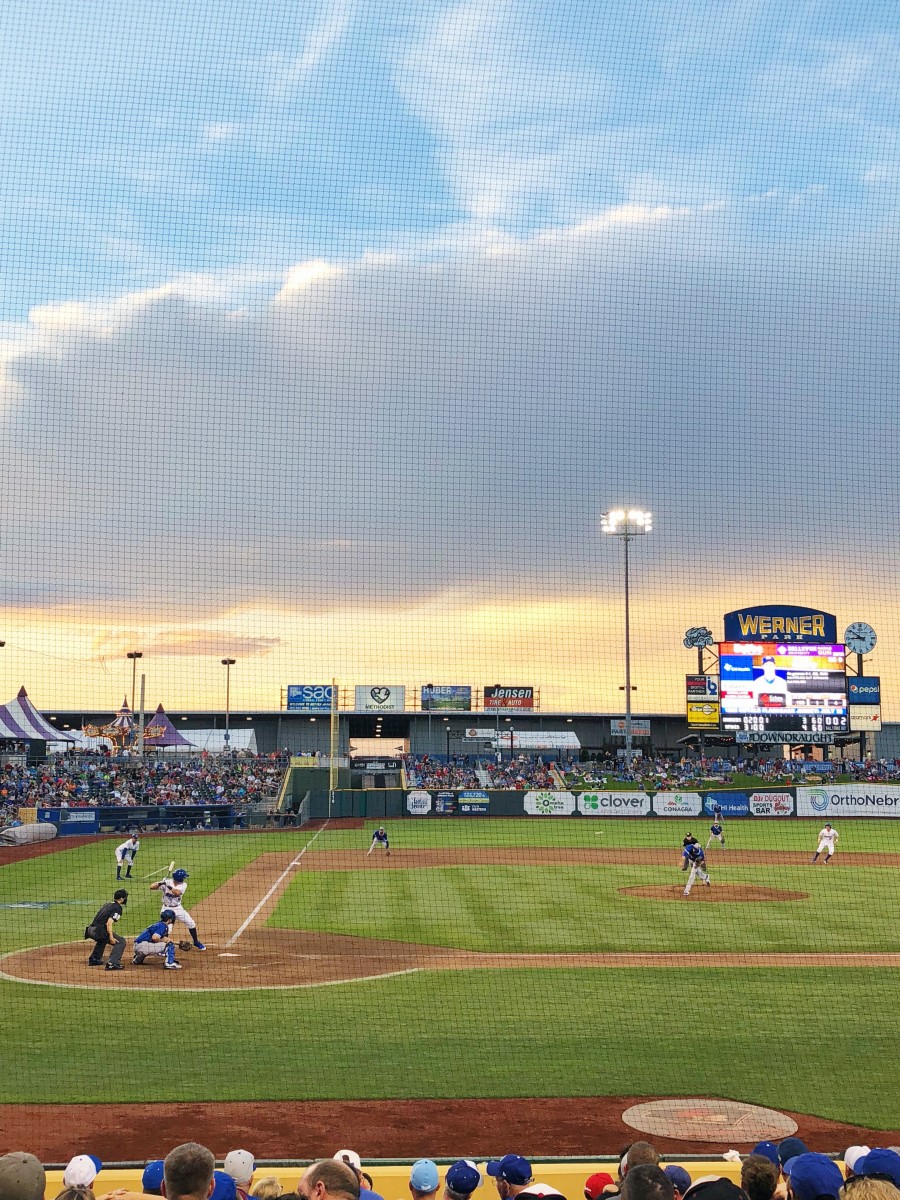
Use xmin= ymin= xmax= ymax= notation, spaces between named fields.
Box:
xmin=222 ymin=658 xmax=236 ymax=751
xmin=126 ymin=651 xmax=143 ymax=712
xmin=601 ymin=509 xmax=653 ymax=766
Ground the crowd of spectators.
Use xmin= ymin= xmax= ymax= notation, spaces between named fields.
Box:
xmin=404 ymin=756 xmax=480 ymax=790
xmin=0 ymin=753 xmax=288 ymax=814
xmin=3 ymin=1138 xmax=900 ymax=1200
xmin=484 ymin=759 xmax=556 ymax=789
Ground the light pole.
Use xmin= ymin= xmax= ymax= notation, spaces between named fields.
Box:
xmin=602 ymin=508 xmax=653 ymax=766
xmin=126 ymin=651 xmax=143 ymax=712
xmin=221 ymin=658 xmax=236 ymax=752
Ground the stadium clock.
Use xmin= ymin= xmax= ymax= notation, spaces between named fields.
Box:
xmin=844 ymin=622 xmax=877 ymax=655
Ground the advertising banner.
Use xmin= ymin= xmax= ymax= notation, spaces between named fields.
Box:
xmin=37 ymin=809 xmax=100 ymax=835
xmin=686 ymin=675 xmax=720 ymax=699
xmin=610 ymin=719 xmax=651 ymax=737
xmin=687 ymin=702 xmax=720 ymax=728
xmin=702 ymin=792 xmax=749 ymax=817
xmin=462 ymin=729 xmax=578 ymax=749
xmin=458 ymin=790 xmax=490 ymax=814
xmin=355 ymin=685 xmax=406 ymax=712
xmin=736 ymin=731 xmax=835 ymax=744
xmin=847 ymin=677 xmax=881 ymax=705
xmin=652 ymin=792 xmax=703 ymax=816
xmin=421 ymin=685 xmax=472 ymax=711
xmin=286 ymin=684 xmax=334 ymax=713
xmin=577 ymin=792 xmax=651 ymax=815
xmin=797 ymin=785 xmax=900 ymax=817
xmin=749 ymin=792 xmax=794 ymax=816
xmin=483 ymin=686 xmax=535 ymax=709
xmin=850 ymin=707 xmax=882 ymax=732
xmin=406 ymin=790 xmax=433 ymax=815
xmin=524 ymin=791 xmax=576 ymax=816
xmin=435 ymin=792 xmax=456 ymax=814
xmin=723 ymin=605 xmax=837 ymax=643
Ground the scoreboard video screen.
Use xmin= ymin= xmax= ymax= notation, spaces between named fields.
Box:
xmin=718 ymin=643 xmax=848 ymax=733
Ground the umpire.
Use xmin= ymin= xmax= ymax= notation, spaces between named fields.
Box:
xmin=86 ymin=888 xmax=129 ymax=970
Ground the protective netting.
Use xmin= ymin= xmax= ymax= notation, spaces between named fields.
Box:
xmin=1 ymin=0 xmax=899 ymax=1169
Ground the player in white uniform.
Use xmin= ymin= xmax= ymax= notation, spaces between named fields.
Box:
xmin=149 ymin=868 xmax=207 ymax=949
xmin=811 ymin=823 xmax=838 ymax=864
xmin=115 ymin=834 xmax=140 ymax=880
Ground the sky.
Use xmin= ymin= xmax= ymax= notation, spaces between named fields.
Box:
xmin=0 ymin=0 xmax=898 ymax=717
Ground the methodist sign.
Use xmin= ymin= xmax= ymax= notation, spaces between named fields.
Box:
xmin=723 ymin=605 xmax=837 ymax=643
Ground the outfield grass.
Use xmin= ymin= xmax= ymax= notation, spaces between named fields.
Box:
xmin=2 ymin=820 xmax=900 ymax=1121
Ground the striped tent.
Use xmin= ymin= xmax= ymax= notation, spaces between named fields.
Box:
xmin=0 ymin=687 xmax=76 ymax=742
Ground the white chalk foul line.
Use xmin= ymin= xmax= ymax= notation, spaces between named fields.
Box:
xmin=225 ymin=822 xmax=328 ymax=948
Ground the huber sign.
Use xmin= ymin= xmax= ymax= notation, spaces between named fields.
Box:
xmin=723 ymin=605 xmax=837 ymax=643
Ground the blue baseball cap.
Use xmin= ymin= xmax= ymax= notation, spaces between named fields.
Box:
xmin=751 ymin=1145 xmax=780 ymax=1169
xmin=857 ymin=1149 xmax=900 ymax=1187
xmin=487 ymin=1158 xmax=533 ymax=1186
xmin=783 ymin=1154 xmax=843 ymax=1200
xmin=142 ymin=1161 xmax=165 ymax=1193
xmin=411 ymin=1162 xmax=440 ymax=1192
xmin=778 ymin=1139 xmax=810 ymax=1168
xmin=212 ymin=1171 xmax=238 ymax=1200
xmin=664 ymin=1167 xmax=692 ymax=1195
xmin=446 ymin=1161 xmax=482 ymax=1195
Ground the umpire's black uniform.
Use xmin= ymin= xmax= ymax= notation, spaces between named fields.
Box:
xmin=86 ymin=889 xmax=128 ymax=968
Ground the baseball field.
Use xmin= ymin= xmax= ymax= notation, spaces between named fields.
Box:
xmin=3 ymin=817 xmax=900 ymax=1154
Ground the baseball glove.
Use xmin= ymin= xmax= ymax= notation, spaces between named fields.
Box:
xmin=178 ymin=940 xmax=193 ymax=952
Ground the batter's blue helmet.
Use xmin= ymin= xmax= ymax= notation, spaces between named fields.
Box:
xmin=160 ymin=909 xmax=176 ymax=922
xmin=172 ymin=868 xmax=189 ymax=882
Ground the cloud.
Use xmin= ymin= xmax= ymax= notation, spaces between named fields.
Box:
xmin=0 ymin=200 xmax=898 ymax=652
xmin=92 ymin=632 xmax=281 ymax=659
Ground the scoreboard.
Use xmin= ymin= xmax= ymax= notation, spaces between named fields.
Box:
xmin=719 ymin=643 xmax=848 ymax=734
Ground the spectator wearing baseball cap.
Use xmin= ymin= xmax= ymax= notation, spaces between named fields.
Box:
xmin=487 ymin=1158 xmax=533 ymax=1200
xmin=664 ymin=1168 xmax=692 ymax=1200
xmin=212 ymin=1173 xmax=238 ymax=1200
xmin=332 ymin=1152 xmax=383 ymax=1200
xmin=855 ymin=1150 xmax=900 ymax=1188
xmin=445 ymin=1163 xmax=483 ymax=1200
xmin=585 ymin=1175 xmax=617 ymax=1200
xmin=841 ymin=1150 xmax=870 ymax=1180
xmin=514 ymin=1187 xmax=566 ymax=1200
xmin=751 ymin=1149 xmax=781 ymax=1173
xmin=783 ymin=1154 xmax=843 ymax=1200
xmin=410 ymin=1162 xmax=440 ymax=1200
xmin=224 ymin=1152 xmax=256 ymax=1200
xmin=0 ymin=1153 xmax=46 ymax=1200
xmin=778 ymin=1143 xmax=810 ymax=1172
xmin=142 ymin=1163 xmax=165 ymax=1197
xmin=741 ymin=1157 xmax=778 ymax=1200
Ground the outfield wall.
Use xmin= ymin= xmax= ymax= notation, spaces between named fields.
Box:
xmin=303 ymin=783 xmax=900 ymax=819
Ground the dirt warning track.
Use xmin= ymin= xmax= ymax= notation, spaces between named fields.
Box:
xmin=3 ymin=846 xmax=900 ymax=990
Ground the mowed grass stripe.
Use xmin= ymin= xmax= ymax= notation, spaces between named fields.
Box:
xmin=306 ymin=817 xmax=900 ymax=853
xmin=269 ymin=862 xmax=900 ymax=954
xmin=2 ymin=967 xmax=899 ymax=1127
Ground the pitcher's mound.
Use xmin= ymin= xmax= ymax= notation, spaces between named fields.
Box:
xmin=620 ymin=884 xmax=808 ymax=903
xmin=623 ymin=1098 xmax=798 ymax=1141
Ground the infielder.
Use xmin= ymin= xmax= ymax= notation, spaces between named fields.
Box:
xmin=115 ymin=834 xmax=140 ymax=880
xmin=682 ymin=842 xmax=711 ymax=896
xmin=811 ymin=823 xmax=839 ymax=864
xmin=367 ymin=827 xmax=391 ymax=857
xmin=132 ymin=909 xmax=182 ymax=970
xmin=149 ymin=868 xmax=206 ymax=949
xmin=706 ymin=822 xmax=726 ymax=849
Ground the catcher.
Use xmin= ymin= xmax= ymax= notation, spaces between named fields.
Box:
xmin=132 ymin=909 xmax=191 ymax=970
